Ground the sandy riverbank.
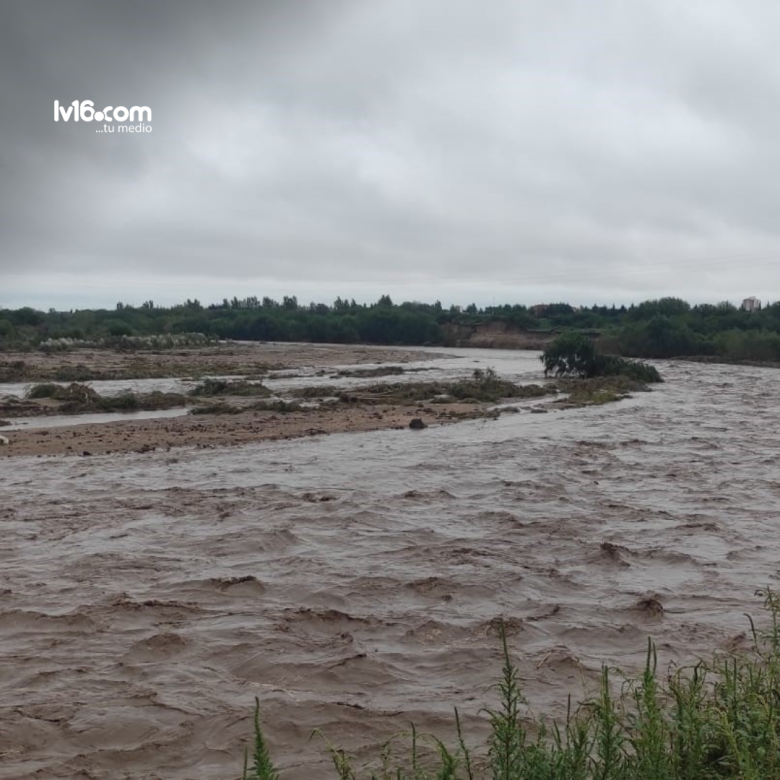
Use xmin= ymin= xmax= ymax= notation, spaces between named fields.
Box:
xmin=0 ymin=402 xmax=480 ymax=457
xmin=0 ymin=343 xmax=494 ymax=457
xmin=0 ymin=342 xmax=450 ymax=382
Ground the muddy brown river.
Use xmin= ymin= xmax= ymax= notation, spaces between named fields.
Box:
xmin=0 ymin=349 xmax=776 ymax=778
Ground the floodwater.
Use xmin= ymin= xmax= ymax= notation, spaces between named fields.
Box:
xmin=0 ymin=349 xmax=777 ymax=779
xmin=0 ymin=347 xmax=542 ymax=399
xmin=0 ymin=407 xmax=190 ymax=431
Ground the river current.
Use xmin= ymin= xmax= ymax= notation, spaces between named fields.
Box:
xmin=0 ymin=348 xmax=775 ymax=778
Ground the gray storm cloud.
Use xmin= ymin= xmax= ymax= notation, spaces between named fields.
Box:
xmin=2 ymin=0 xmax=780 ymax=309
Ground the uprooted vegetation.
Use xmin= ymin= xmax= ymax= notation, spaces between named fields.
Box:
xmin=5 ymin=360 xmax=652 ymax=423
xmin=294 ymin=369 xmax=556 ymax=406
xmin=188 ymin=378 xmax=272 ymax=397
xmin=0 ymin=360 xmax=98 ymax=383
xmin=553 ymin=375 xmax=651 ymax=407
xmin=334 ymin=365 xmax=408 ymax=378
xmin=0 ymin=395 xmax=41 ymax=418
xmin=185 ymin=370 xmax=553 ymax=419
xmin=7 ymin=369 xmax=550 ymax=421
xmin=17 ymin=383 xmax=188 ymax=415
xmin=332 ymin=365 xmax=432 ymax=378
xmin=243 ymin=590 xmax=780 ymax=780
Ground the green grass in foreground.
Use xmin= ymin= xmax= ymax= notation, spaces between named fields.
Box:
xmin=243 ymin=590 xmax=780 ymax=779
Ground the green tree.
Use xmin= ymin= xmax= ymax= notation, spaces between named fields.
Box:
xmin=541 ymin=332 xmax=598 ymax=377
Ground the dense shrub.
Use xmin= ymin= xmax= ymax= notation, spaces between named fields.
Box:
xmin=541 ymin=333 xmax=662 ymax=383
xmin=618 ymin=315 xmax=710 ymax=358
xmin=714 ymin=329 xmax=780 ymax=362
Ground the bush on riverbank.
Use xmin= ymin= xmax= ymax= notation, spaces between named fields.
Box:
xmin=542 ymin=333 xmax=661 ymax=383
xmin=243 ymin=590 xmax=780 ymax=779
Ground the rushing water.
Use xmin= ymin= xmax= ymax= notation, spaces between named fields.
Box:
xmin=0 ymin=407 xmax=190 ymax=431
xmin=0 ymin=350 xmax=776 ymax=779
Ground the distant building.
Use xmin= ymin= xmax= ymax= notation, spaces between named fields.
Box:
xmin=741 ymin=296 xmax=762 ymax=312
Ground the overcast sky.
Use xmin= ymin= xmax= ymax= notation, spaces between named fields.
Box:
xmin=2 ymin=0 xmax=780 ymax=311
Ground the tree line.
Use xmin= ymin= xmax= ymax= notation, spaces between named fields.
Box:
xmin=2 ymin=295 xmax=780 ymax=362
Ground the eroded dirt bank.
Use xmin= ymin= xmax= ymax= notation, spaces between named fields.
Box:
xmin=0 ymin=351 xmax=773 ymax=779
xmin=441 ymin=321 xmax=562 ymax=349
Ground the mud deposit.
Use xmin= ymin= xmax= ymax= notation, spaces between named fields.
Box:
xmin=0 ymin=354 xmax=775 ymax=778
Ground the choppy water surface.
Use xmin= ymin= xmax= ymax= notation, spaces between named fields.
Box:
xmin=0 ymin=350 xmax=777 ymax=779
